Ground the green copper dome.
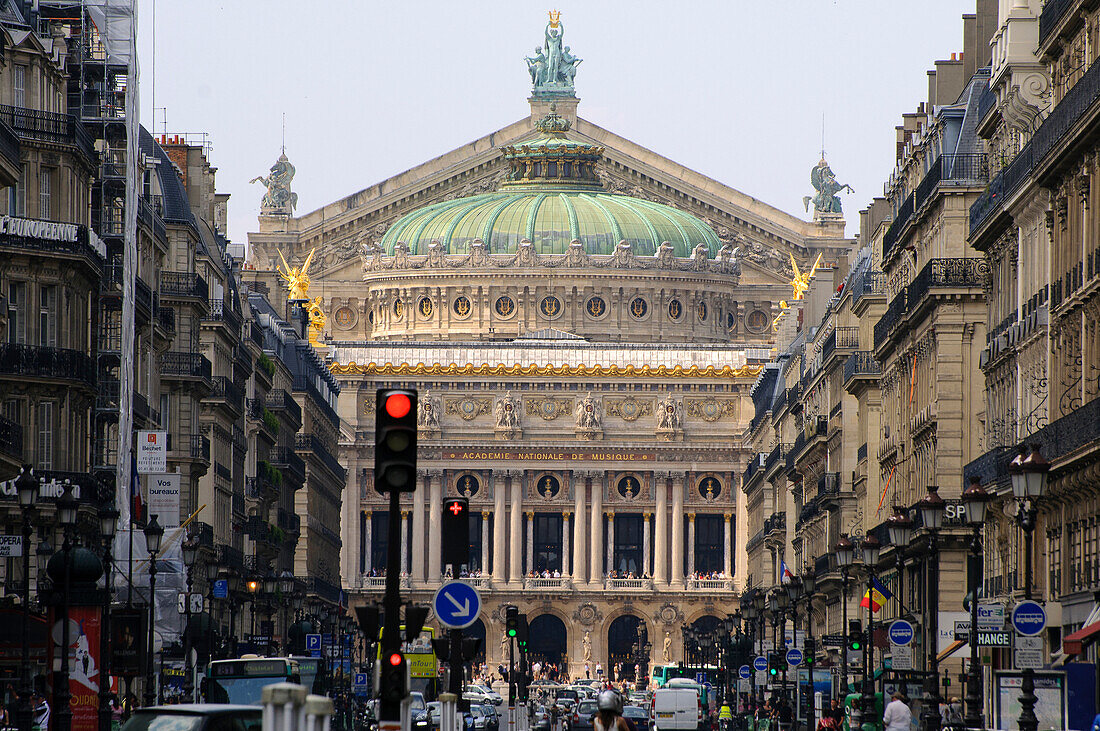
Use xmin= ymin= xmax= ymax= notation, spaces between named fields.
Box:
xmin=380 ymin=190 xmax=722 ymax=257
xmin=380 ymin=109 xmax=721 ymax=257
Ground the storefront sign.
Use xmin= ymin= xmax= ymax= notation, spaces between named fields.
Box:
xmin=0 ymin=534 xmax=22 ymax=557
xmin=137 ymin=431 xmax=167 ymax=473
xmin=0 ymin=215 xmax=79 ymax=242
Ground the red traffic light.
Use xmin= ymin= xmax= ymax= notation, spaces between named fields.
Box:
xmin=388 ymin=652 xmax=403 ymax=667
xmin=448 ymin=501 xmax=465 ymax=516
xmin=385 ymin=393 xmax=412 ymax=419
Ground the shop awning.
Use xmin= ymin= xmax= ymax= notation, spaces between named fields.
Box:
xmin=936 ymin=639 xmax=966 ymax=663
xmin=1062 ymin=620 xmax=1100 ymax=656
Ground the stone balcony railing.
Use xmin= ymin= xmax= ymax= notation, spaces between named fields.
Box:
xmin=459 ymin=576 xmax=491 ymax=589
xmin=686 ymin=578 xmax=731 ymax=591
xmin=361 ymin=575 xmax=410 ymax=589
xmin=524 ymin=576 xmax=572 ymax=591
xmin=604 ymin=577 xmax=653 ymax=591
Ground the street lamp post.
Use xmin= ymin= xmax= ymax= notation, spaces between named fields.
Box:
xmin=775 ymin=589 xmax=790 ymax=707
xmin=741 ymin=591 xmax=758 ymax=712
xmin=784 ymin=576 xmax=801 ymax=715
xmin=917 ymin=487 xmax=946 ymax=731
xmin=961 ymin=476 xmax=991 ymax=730
xmin=860 ymin=534 xmax=881 ymax=722
xmin=1009 ymin=445 xmax=1049 ymax=731
xmin=55 ymin=481 xmax=79 ymax=731
xmin=835 ymin=536 xmax=855 ymax=701
xmin=181 ymin=538 xmax=198 ymax=702
xmin=97 ymin=506 xmax=119 ymax=731
xmin=279 ymin=571 xmax=294 ymax=654
xmin=14 ymin=467 xmax=37 ymax=731
xmin=886 ymin=505 xmax=914 ymax=702
xmin=204 ymin=562 xmax=219 ymax=664
xmin=143 ymin=515 xmax=164 ymax=707
xmin=801 ymin=568 xmax=817 ymax=731
xmin=753 ymin=590 xmax=766 ymax=707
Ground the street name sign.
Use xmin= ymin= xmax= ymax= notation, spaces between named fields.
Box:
xmin=821 ymin=633 xmax=846 ymax=648
xmin=888 ymin=619 xmax=914 ymax=647
xmin=975 ymin=631 xmax=1011 ymax=647
xmin=433 ymin=580 xmax=481 ymax=629
xmin=1011 ymin=600 xmax=1046 ymax=636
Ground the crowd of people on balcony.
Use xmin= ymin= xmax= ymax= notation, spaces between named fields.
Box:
xmin=690 ymin=570 xmax=729 ymax=580
xmin=526 ymin=569 xmax=564 ymax=579
xmin=605 ymin=569 xmax=649 ymax=579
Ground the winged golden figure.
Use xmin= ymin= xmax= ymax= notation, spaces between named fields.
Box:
xmin=277 ymin=248 xmax=315 ymax=301
xmin=789 ymin=252 xmax=823 ymax=301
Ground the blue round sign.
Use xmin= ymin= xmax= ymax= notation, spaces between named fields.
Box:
xmin=738 ymin=665 xmax=751 ymax=679
xmin=786 ymin=648 xmax=803 ymax=667
xmin=753 ymin=656 xmax=768 ymax=672
xmin=1011 ymin=600 xmax=1046 ymax=637
xmin=432 ymin=580 xmax=482 ymax=629
xmin=888 ymin=619 xmax=915 ymax=647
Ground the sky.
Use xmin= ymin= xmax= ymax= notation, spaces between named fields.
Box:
xmin=138 ymin=1 xmax=973 ymax=246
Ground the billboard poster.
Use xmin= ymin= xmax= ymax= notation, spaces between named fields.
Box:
xmin=50 ymin=606 xmax=102 ymax=731
xmin=995 ymin=672 xmax=1066 ymax=731
xmin=146 ymin=473 xmax=181 ymax=528
xmin=111 ymin=608 xmax=146 ymax=677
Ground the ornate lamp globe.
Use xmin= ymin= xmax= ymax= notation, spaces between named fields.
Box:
xmin=1009 ymin=449 xmax=1027 ymax=500
xmin=36 ymin=539 xmax=53 ymax=575
xmin=16 ymin=466 xmax=37 ymax=508
xmin=144 ymin=514 xmax=164 ymax=555
xmin=206 ymin=563 xmax=221 ymax=582
xmin=58 ymin=481 xmax=78 ymax=527
xmin=835 ymin=536 xmax=855 ymax=568
xmin=263 ymin=573 xmax=278 ymax=595
xmin=886 ymin=505 xmax=913 ymax=547
xmin=181 ymin=538 xmax=199 ymax=568
xmin=862 ymin=534 xmax=882 ymax=567
xmin=802 ymin=569 xmax=816 ymax=596
xmin=918 ymin=487 xmax=946 ymax=531
xmin=99 ymin=506 xmax=119 ymax=539
xmin=768 ymin=591 xmax=779 ymax=613
xmin=753 ymin=590 xmax=765 ymax=615
xmin=961 ymin=476 xmax=992 ymax=525
xmin=279 ymin=570 xmax=294 ymax=595
xmin=785 ymin=575 xmax=801 ymax=602
xmin=776 ymin=589 xmax=790 ymax=611
xmin=1021 ymin=444 xmax=1050 ymax=498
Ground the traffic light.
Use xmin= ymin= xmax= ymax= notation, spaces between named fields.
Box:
xmin=768 ymin=652 xmax=781 ymax=676
xmin=848 ymin=619 xmax=862 ymax=652
xmin=375 ymin=389 xmax=417 ymax=492
xmin=442 ymin=497 xmax=471 ymax=568
xmin=405 ymin=604 xmax=429 ymax=642
xmin=516 ymin=613 xmax=529 ymax=652
xmin=380 ymin=650 xmax=408 ymax=703
xmin=506 ymin=605 xmax=519 ymax=638
xmin=354 ymin=604 xmax=381 ymax=639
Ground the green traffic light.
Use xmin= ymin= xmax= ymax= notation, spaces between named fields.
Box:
xmin=769 ymin=668 xmax=777 ymax=676
xmin=507 ymin=629 xmax=517 ymax=637
xmin=851 ymin=642 xmax=861 ymax=650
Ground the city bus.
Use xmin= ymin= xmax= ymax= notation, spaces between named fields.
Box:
xmin=289 ymin=655 xmax=324 ymax=695
xmin=206 ymin=656 xmax=301 ymax=704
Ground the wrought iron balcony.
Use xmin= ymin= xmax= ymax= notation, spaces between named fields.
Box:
xmin=156 ymin=305 xmax=176 ymax=333
xmin=271 ymin=447 xmax=306 ymax=482
xmin=266 ymin=389 xmax=302 ymax=425
xmin=907 ymin=258 xmax=989 ymax=312
xmin=0 ymin=117 xmax=19 ymax=172
xmin=887 ymin=155 xmax=989 ymax=261
xmin=0 ymin=414 xmax=21 ymax=461
xmin=0 ymin=219 xmax=103 ymax=268
xmin=295 ymin=433 xmax=346 ymax=481
xmin=277 ymin=508 xmax=301 ymax=534
xmin=0 ymin=343 xmax=95 ymax=388
xmin=873 ymin=291 xmax=908 ymax=351
xmin=764 ymin=511 xmax=786 ymax=536
xmin=851 ymin=270 xmax=885 ymax=307
xmin=977 ymin=80 xmax=997 ymax=125
xmin=160 ymin=351 xmax=213 ymax=383
xmin=204 ymin=298 xmax=243 ymax=333
xmin=0 ymin=105 xmax=96 ymax=161
xmin=218 ymin=544 xmax=244 ymax=570
xmin=190 ymin=521 xmax=215 ymax=548
xmin=818 ymin=472 xmax=840 ymax=497
xmin=231 ymin=491 xmax=246 ymax=516
xmin=844 ymin=351 xmax=882 ymax=387
xmin=159 ymin=271 xmax=209 ymax=301
xmin=1039 ymin=0 xmax=1076 ymax=47
xmin=206 ymin=376 xmax=245 ymax=414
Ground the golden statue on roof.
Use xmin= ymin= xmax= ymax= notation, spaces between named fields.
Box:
xmin=789 ymin=252 xmax=823 ymax=301
xmin=306 ymin=296 xmax=326 ymax=346
xmin=277 ymin=248 xmax=315 ymax=301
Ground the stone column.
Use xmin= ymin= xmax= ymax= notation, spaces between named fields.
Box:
xmin=562 ymin=511 xmax=572 ymax=576
xmin=643 ymin=512 xmax=651 ymax=577
xmin=526 ymin=511 xmax=535 ymax=575
xmin=589 ymin=473 xmax=604 ymax=584
xmin=411 ymin=471 xmax=427 ymax=583
xmin=654 ymin=475 xmax=667 ymax=586
xmin=481 ymin=511 xmax=491 ymax=574
xmin=723 ymin=512 xmax=732 ymax=578
xmin=400 ymin=511 xmax=409 ymax=575
xmin=687 ymin=513 xmax=696 ymax=578
xmin=509 ymin=472 xmax=523 ymax=584
xmin=606 ymin=511 xmax=616 ymax=575
xmin=428 ymin=472 xmax=442 ymax=581
xmin=364 ymin=511 xmax=372 ymax=575
xmin=493 ymin=473 xmax=507 ymax=585
xmin=572 ymin=476 xmax=587 ymax=583
xmin=670 ymin=476 xmax=684 ymax=585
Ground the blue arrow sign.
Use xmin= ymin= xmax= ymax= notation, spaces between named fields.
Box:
xmin=753 ymin=656 xmax=768 ymax=672
xmin=738 ymin=665 xmax=751 ymax=680
xmin=433 ymin=580 xmax=482 ymax=629
xmin=888 ymin=619 xmax=915 ymax=647
xmin=1012 ymin=600 xmax=1046 ymax=637
xmin=306 ymin=633 xmax=321 ymax=651
xmin=786 ymin=648 xmax=803 ymax=667
xmin=212 ymin=579 xmax=228 ymax=600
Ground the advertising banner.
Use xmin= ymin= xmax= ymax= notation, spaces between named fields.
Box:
xmin=49 ymin=606 xmax=102 ymax=731
xmin=111 ymin=608 xmax=145 ymax=676
xmin=146 ymin=473 xmax=181 ymax=528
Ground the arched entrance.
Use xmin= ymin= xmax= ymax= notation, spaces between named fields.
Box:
xmin=607 ymin=614 xmax=644 ymax=680
xmin=528 ymin=614 xmax=567 ymax=668
xmin=466 ymin=618 xmax=486 ymax=665
xmin=691 ymin=615 xmax=721 ymax=634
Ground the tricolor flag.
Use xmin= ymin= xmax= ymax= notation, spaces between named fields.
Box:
xmin=860 ymin=577 xmax=893 ymax=612
xmin=780 ymin=560 xmax=795 ymax=583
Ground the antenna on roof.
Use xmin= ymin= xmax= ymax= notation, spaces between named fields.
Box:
xmin=281 ymin=112 xmax=286 ymax=155
xmin=821 ymin=112 xmax=826 ymax=160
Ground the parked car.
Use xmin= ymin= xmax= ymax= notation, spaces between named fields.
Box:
xmin=120 ymin=706 xmax=262 ymax=731
xmin=469 ymin=684 xmax=504 ymax=706
xmin=531 ymin=704 xmax=552 ymax=731
xmin=623 ymin=705 xmax=651 ymax=731
xmin=480 ymin=703 xmax=500 ymax=731
xmin=414 ymin=701 xmax=442 ymax=731
xmin=571 ymin=699 xmax=599 ymax=731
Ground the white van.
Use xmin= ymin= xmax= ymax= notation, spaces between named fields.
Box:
xmin=651 ymin=688 xmax=701 ymax=731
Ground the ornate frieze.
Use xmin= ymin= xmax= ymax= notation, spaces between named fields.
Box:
xmin=525 ymin=397 xmax=573 ymax=420
xmin=605 ymin=396 xmax=653 ymax=422
xmin=445 ymin=396 xmax=493 ymax=421
xmin=685 ymin=397 xmax=739 ymax=422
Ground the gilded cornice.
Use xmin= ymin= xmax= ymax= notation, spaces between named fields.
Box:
xmin=330 ymin=361 xmax=763 ymax=380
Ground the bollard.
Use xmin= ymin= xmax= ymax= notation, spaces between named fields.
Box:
xmin=440 ymin=693 xmax=458 ymax=731
xmin=304 ymin=694 xmax=335 ymax=731
xmin=261 ymin=683 xmax=308 ymax=731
